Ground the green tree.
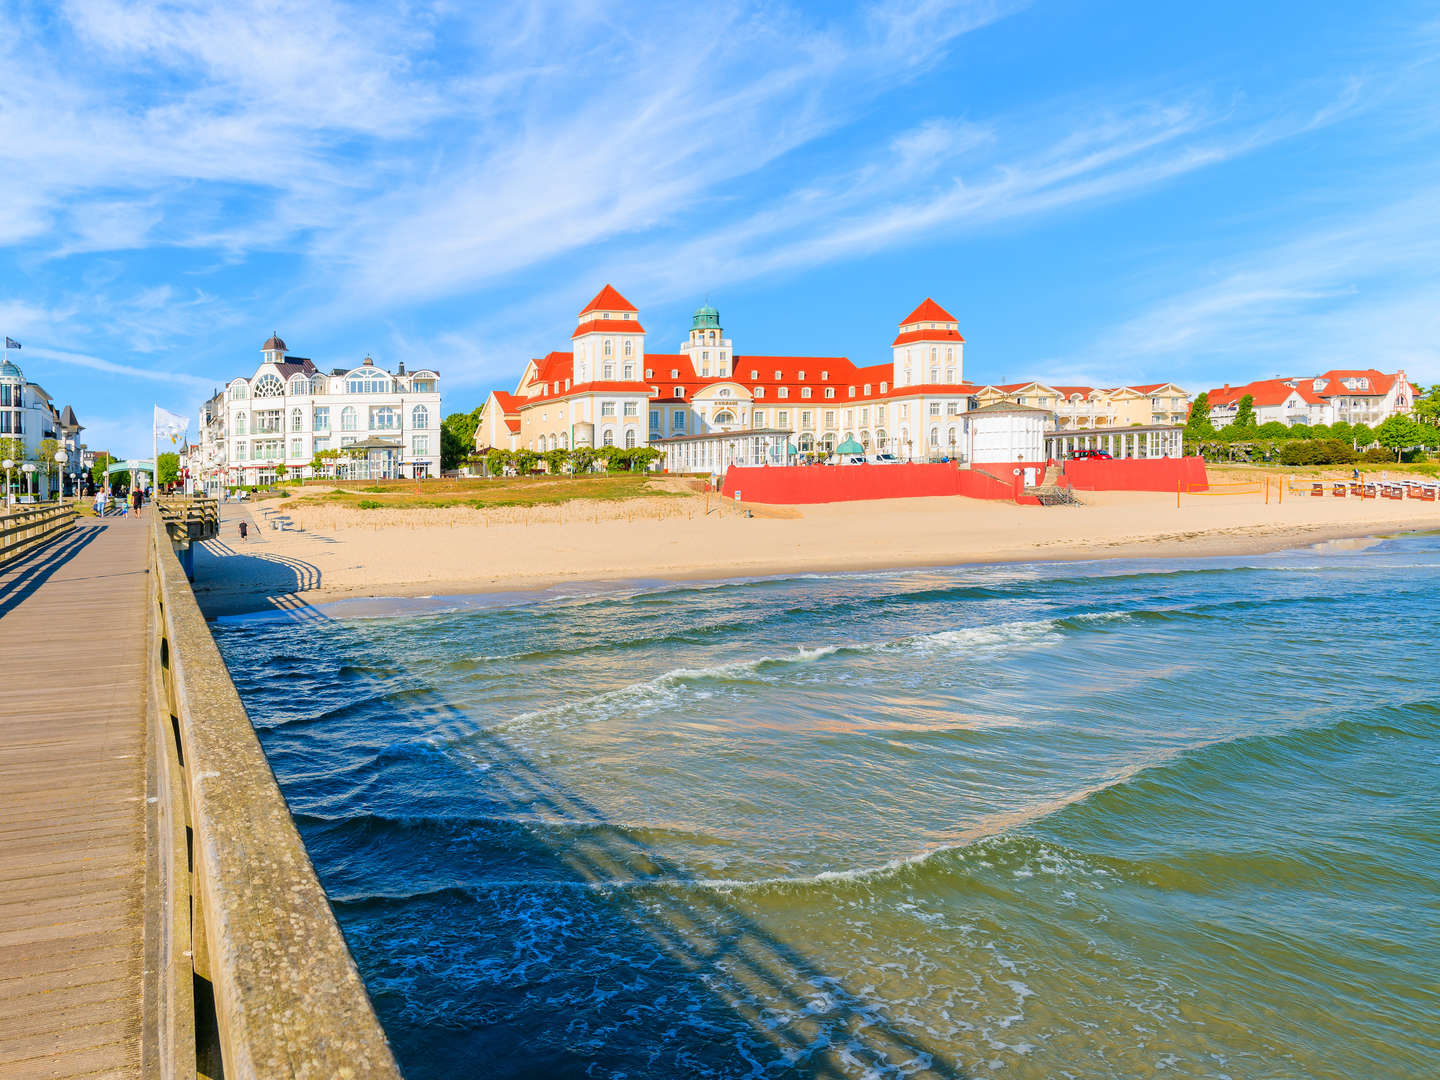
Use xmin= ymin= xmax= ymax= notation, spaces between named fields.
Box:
xmin=157 ymin=451 xmax=181 ymax=487
xmin=1232 ymin=393 xmax=1257 ymax=431
xmin=570 ymin=446 xmax=598 ymax=475
xmin=542 ymin=447 xmax=571 ymax=476
xmin=1351 ymin=422 xmax=1374 ymax=448
xmin=440 ymin=422 xmax=470 ymax=472
xmin=1375 ymin=414 xmax=1421 ymax=461
xmin=1326 ymin=421 xmax=1353 ymax=443
xmin=1257 ymin=421 xmax=1289 ymax=440
xmin=36 ymin=438 xmax=60 ymax=492
xmin=483 ymin=448 xmax=511 ymax=476
xmin=512 ymin=448 xmax=539 ymax=475
xmin=0 ymin=436 xmax=26 ymax=464
xmin=89 ymin=451 xmax=113 ymax=486
xmin=1413 ymin=383 xmax=1440 ymax=425
xmin=1184 ymin=393 xmax=1216 ymax=444
xmin=627 ymin=447 xmax=661 ymax=472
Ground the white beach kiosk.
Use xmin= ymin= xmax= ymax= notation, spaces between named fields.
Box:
xmin=965 ymin=401 xmax=1052 ymax=484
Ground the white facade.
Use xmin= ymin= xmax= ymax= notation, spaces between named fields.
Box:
xmin=198 ymin=336 xmax=442 ymax=490
xmin=1208 ymin=370 xmax=1416 ymax=429
xmin=966 ymin=403 xmax=1048 ymax=465
xmin=0 ymin=356 xmax=86 ymax=499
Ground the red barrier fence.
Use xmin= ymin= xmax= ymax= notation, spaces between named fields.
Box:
xmin=720 ymin=463 xmax=1041 ymax=505
xmin=1063 ymin=456 xmax=1208 ymax=492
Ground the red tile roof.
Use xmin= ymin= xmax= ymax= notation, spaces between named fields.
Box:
xmin=891 ymin=328 xmax=966 ymax=347
xmin=572 ymin=319 xmax=646 ymax=338
xmin=490 ymin=390 xmax=520 ymax=413
xmin=579 ymin=284 xmax=636 ymax=315
xmin=900 ymin=298 xmax=957 ymax=324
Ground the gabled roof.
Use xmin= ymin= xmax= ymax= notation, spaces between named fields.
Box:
xmin=59 ymin=405 xmax=82 ymax=429
xmin=892 ymin=327 xmax=966 ymax=347
xmin=899 ymin=298 xmax=956 ymax=324
xmin=489 ymin=390 xmax=520 ymax=413
xmin=579 ymin=284 xmax=636 ymax=315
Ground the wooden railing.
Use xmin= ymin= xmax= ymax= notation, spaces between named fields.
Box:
xmin=0 ymin=502 xmax=77 ymax=566
xmin=144 ymin=516 xmax=401 ymax=1079
xmin=156 ymin=496 xmax=220 ymax=541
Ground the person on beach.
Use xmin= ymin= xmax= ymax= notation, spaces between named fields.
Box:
xmin=238 ymin=519 xmax=248 ymax=541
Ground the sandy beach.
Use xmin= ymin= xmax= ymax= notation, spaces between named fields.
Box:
xmin=189 ymin=484 xmax=1440 ymax=617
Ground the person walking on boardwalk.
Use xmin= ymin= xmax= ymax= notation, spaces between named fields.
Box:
xmin=131 ymin=487 xmax=143 ymax=517
xmin=238 ymin=518 xmax=248 ymax=541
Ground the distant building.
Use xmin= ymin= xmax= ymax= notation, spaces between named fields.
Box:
xmin=194 ymin=335 xmax=442 ymax=491
xmin=1206 ymin=370 xmax=1415 ymax=428
xmin=975 ymin=382 xmax=1191 ymax=429
xmin=0 ymin=356 xmax=87 ymax=497
xmin=479 ymin=286 xmax=980 ymax=462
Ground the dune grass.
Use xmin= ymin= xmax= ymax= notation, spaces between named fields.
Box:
xmin=285 ymin=473 xmax=691 ymax=510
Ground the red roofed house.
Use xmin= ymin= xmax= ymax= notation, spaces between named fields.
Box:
xmin=1206 ymin=370 xmax=1415 ymax=428
xmin=488 ymin=287 xmax=982 ymax=466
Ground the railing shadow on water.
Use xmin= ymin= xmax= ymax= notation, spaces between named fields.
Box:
xmin=192 ymin=536 xmax=324 ymax=614
xmin=233 ymin=604 xmax=971 ymax=1080
xmin=0 ymin=521 xmax=105 ymax=618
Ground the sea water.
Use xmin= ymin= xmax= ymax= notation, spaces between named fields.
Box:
xmin=212 ymin=534 xmax=1440 ymax=1079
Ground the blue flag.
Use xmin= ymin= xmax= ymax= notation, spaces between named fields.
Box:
xmin=3 ymin=338 xmax=18 ymax=349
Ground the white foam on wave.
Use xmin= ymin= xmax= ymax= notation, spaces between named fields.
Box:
xmin=479 ymin=617 xmax=1064 ymax=739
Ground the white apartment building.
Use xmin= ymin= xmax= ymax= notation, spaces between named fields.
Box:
xmin=197 ymin=335 xmax=442 ymax=490
xmin=0 ymin=355 xmax=87 ymax=498
xmin=1207 ymin=370 xmax=1416 ymax=428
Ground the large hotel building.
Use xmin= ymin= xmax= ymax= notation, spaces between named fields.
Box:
xmin=477 ymin=286 xmax=1190 ymax=465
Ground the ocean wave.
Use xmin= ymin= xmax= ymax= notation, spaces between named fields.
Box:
xmin=470 ymin=621 xmax=1063 ymax=738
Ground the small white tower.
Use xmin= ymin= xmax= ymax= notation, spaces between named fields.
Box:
xmin=891 ymin=300 xmax=964 ymax=388
xmin=679 ymin=301 xmax=732 ymax=378
xmin=571 ymin=285 xmax=646 ymax=383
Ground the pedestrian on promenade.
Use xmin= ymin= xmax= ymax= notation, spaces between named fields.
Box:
xmin=238 ymin=519 xmax=248 ymax=541
xmin=132 ymin=487 xmax=143 ymax=517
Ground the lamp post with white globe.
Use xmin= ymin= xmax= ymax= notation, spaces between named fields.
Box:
xmin=54 ymin=448 xmax=68 ymax=500
xmin=2 ymin=458 xmax=12 ymax=506
xmin=21 ymin=462 xmax=35 ymax=501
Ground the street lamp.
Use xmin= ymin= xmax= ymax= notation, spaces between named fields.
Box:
xmin=2 ymin=458 xmax=12 ymax=506
xmin=21 ymin=462 xmax=35 ymax=500
xmin=54 ymin=448 xmax=68 ymax=500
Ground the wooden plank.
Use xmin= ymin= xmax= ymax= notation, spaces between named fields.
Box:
xmin=0 ymin=520 xmax=147 ymax=1080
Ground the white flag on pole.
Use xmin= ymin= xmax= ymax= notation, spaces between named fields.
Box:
xmin=154 ymin=405 xmax=189 ymax=447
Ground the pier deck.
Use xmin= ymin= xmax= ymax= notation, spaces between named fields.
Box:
xmin=0 ymin=519 xmax=149 ymax=1079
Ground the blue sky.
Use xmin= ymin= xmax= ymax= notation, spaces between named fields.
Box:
xmin=3 ymin=0 xmax=1438 ymax=458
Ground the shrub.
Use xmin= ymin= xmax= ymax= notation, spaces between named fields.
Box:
xmin=1359 ymin=448 xmax=1393 ymax=463
xmin=1277 ymin=439 xmax=1358 ymax=466
xmin=357 ymin=499 xmax=383 ymax=509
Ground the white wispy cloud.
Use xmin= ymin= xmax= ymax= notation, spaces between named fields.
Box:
xmin=1086 ymin=188 xmax=1440 ymax=383
xmin=25 ymin=345 xmax=220 ymax=393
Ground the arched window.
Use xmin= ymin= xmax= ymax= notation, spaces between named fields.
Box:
xmin=235 ymin=413 xmax=248 ymax=435
xmin=253 ymin=373 xmax=284 ymax=398
xmin=411 ymin=405 xmax=429 ymax=429
xmin=946 ymin=348 xmax=953 ymax=362
xmin=714 ymin=410 xmax=735 ymax=426
xmin=929 ymin=427 xmax=940 ymax=447
xmin=604 ymin=340 xmax=613 ymax=356
xmin=945 ymin=369 xmax=955 ymax=383
xmin=624 ymin=429 xmax=637 ymax=449
xmin=290 ymin=408 xmax=303 ymax=432
xmin=624 ymin=341 xmax=632 ymax=356
xmin=930 ymin=347 xmax=937 ymax=362
xmin=623 ymin=364 xmax=634 ymax=380
xmin=602 ymin=428 xmax=615 ymax=447
xmin=341 ymin=406 xmax=357 ymax=431
xmin=947 ymin=427 xmax=958 ymax=446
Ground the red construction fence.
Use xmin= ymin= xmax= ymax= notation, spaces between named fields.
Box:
xmin=719 ymin=456 xmax=1208 ymax=505
xmin=1062 ymin=456 xmax=1208 ymax=492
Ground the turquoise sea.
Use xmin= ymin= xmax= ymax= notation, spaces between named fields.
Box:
xmin=212 ymin=534 xmax=1440 ymax=1079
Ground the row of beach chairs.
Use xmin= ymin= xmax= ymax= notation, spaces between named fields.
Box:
xmin=1309 ymin=480 xmax=1439 ymax=501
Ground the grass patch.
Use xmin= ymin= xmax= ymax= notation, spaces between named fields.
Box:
xmin=289 ymin=473 xmax=687 ymax=511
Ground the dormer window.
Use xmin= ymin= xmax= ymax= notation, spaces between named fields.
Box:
xmin=778 ymin=387 xmax=789 ymax=399
xmin=880 ymin=382 xmax=888 ymax=393
xmin=750 ymin=369 xmax=758 ymax=379
xmin=824 ymin=387 xmax=835 ymax=399
xmin=797 ymin=370 xmax=805 ymax=380
xmin=754 ymin=387 xmax=764 ymax=398
xmin=675 ymin=386 xmax=684 ymax=397
xmin=645 ymin=368 xmax=653 ymax=379
xmin=800 ymin=387 xmax=812 ymax=399
xmin=671 ymin=369 xmax=679 ymax=378
xmin=848 ymin=387 xmax=857 ymax=398
xmin=863 ymin=384 xmax=871 ymax=395
xmin=821 ymin=370 xmax=828 ymax=380
xmin=773 ymin=370 xmax=782 ymax=380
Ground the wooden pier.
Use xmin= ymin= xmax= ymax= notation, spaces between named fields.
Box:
xmin=0 ymin=518 xmax=149 ymax=1079
xmin=0 ymin=506 xmax=400 ymax=1079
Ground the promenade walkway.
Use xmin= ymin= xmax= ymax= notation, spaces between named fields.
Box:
xmin=0 ymin=518 xmax=149 ymax=1079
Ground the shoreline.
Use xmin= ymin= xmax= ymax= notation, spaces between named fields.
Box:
xmin=194 ymin=514 xmax=1432 ymax=619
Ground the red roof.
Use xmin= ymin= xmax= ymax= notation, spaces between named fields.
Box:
xmin=572 ymin=319 xmax=646 ymax=338
xmin=1312 ymin=369 xmax=1395 ymax=397
xmin=899 ymin=298 xmax=957 ymax=325
xmin=1206 ymin=378 xmax=1313 ymax=408
xmin=490 ymin=390 xmax=519 ymax=413
xmin=891 ymin=328 xmax=966 ymax=347
xmin=579 ymin=284 xmax=636 ymax=315
xmin=504 ymin=418 xmax=521 ymax=433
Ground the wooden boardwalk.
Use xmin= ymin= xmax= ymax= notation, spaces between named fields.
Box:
xmin=0 ymin=519 xmax=149 ymax=1079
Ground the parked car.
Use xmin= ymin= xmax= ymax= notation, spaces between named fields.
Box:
xmin=1069 ymin=449 xmax=1113 ymax=460
xmin=866 ymin=453 xmax=903 ymax=464
xmin=837 ymin=454 xmax=868 ymax=465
